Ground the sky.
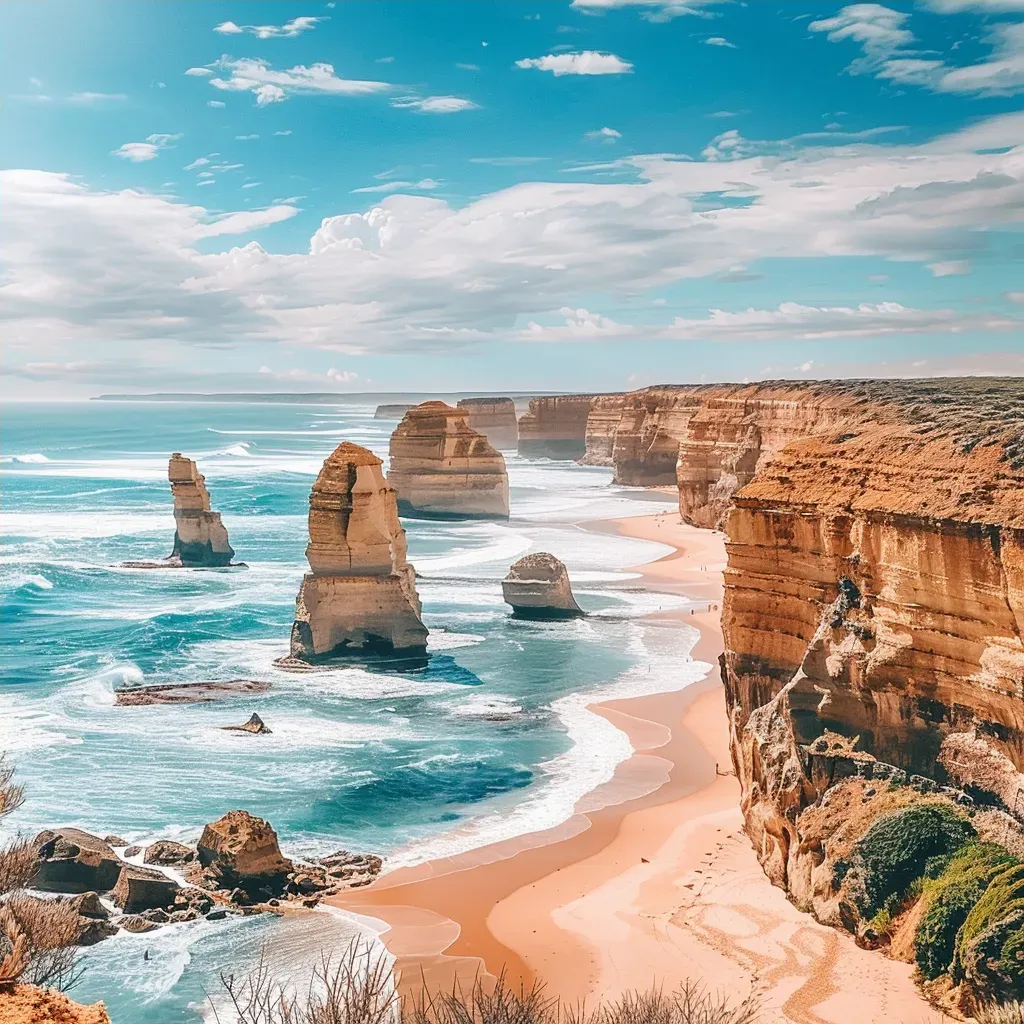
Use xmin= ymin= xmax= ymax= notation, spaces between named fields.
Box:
xmin=1 ymin=0 xmax=1023 ymax=397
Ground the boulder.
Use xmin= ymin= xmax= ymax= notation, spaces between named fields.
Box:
xmin=195 ymin=810 xmax=293 ymax=896
xmin=167 ymin=453 xmax=235 ymax=567
xmin=102 ymin=835 xmax=127 ymax=847
xmin=143 ymin=840 xmax=195 ymax=866
xmin=287 ymin=443 xmax=427 ymax=662
xmin=502 ymin=553 xmax=584 ymax=619
xmin=220 ymin=713 xmax=271 ymax=735
xmin=111 ymin=864 xmax=181 ymax=914
xmin=32 ymin=829 xmax=123 ymax=894
xmin=119 ymin=914 xmax=160 ymax=934
xmin=388 ymin=402 xmax=510 ymax=519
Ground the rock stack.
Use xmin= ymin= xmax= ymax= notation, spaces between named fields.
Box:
xmin=502 ymin=553 xmax=584 ymax=619
xmin=374 ymin=403 xmax=416 ymax=420
xmin=457 ymin=397 xmax=519 ymax=450
xmin=288 ymin=442 xmax=427 ymax=661
xmin=168 ymin=453 xmax=236 ymax=566
xmin=388 ymin=402 xmax=509 ymax=519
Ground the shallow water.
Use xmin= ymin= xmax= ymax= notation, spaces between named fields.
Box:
xmin=0 ymin=400 xmax=703 ymax=1022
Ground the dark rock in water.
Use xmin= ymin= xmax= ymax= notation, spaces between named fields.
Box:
xmin=143 ymin=840 xmax=195 ymax=866
xmin=120 ymin=914 xmax=160 ymax=934
xmin=32 ymin=829 xmax=123 ymax=894
xmin=102 ymin=835 xmax=128 ymax=847
xmin=205 ymin=908 xmax=228 ymax=921
xmin=112 ymin=863 xmax=181 ymax=914
xmin=138 ymin=907 xmax=169 ymax=924
xmin=168 ymin=908 xmax=200 ymax=923
xmin=502 ymin=552 xmax=584 ymax=619
xmin=220 ymin=713 xmax=272 ymax=735
xmin=114 ymin=679 xmax=271 ymax=706
xmin=123 ymin=845 xmax=142 ymax=858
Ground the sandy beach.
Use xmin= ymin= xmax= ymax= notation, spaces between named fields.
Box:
xmin=331 ymin=510 xmax=949 ymax=1024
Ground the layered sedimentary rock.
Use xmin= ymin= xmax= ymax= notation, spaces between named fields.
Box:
xmin=195 ymin=810 xmax=293 ymax=894
xmin=289 ymin=442 xmax=427 ymax=660
xmin=167 ymin=453 xmax=236 ymax=566
xmin=0 ymin=987 xmax=111 ymax=1024
xmin=457 ymin=397 xmax=519 ymax=449
xmin=374 ymin=403 xmax=415 ymax=420
xmin=518 ymin=395 xmax=602 ymax=459
xmin=502 ymin=552 xmax=583 ymax=619
xmin=32 ymin=829 xmax=123 ymax=894
xmin=388 ymin=402 xmax=509 ymax=519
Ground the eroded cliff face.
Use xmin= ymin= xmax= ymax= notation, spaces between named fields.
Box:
xmin=168 ymin=453 xmax=235 ymax=566
xmin=518 ymin=395 xmax=602 ymax=459
xmin=457 ymin=397 xmax=519 ymax=450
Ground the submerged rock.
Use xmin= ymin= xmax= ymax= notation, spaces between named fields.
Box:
xmin=287 ymin=442 xmax=427 ymax=662
xmin=502 ymin=553 xmax=584 ymax=619
xmin=114 ymin=679 xmax=270 ymax=706
xmin=220 ymin=713 xmax=272 ymax=735
xmin=32 ymin=829 xmax=123 ymax=894
xmin=388 ymin=402 xmax=509 ymax=519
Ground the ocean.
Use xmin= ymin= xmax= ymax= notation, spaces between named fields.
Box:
xmin=0 ymin=400 xmax=705 ymax=1023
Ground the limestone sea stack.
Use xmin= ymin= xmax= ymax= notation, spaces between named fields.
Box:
xmin=502 ymin=552 xmax=584 ymax=619
xmin=288 ymin=442 xmax=427 ymax=661
xmin=374 ymin=403 xmax=415 ymax=420
xmin=388 ymin=402 xmax=509 ymax=519
xmin=168 ymin=453 xmax=235 ymax=566
xmin=456 ymin=397 xmax=519 ymax=449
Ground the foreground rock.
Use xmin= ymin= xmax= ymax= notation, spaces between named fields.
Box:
xmin=0 ymin=986 xmax=111 ymax=1024
xmin=143 ymin=840 xmax=195 ymax=866
xmin=32 ymin=829 xmax=123 ymax=894
xmin=220 ymin=713 xmax=271 ymax=735
xmin=111 ymin=863 xmax=181 ymax=914
xmin=114 ymin=679 xmax=270 ymax=706
xmin=388 ymin=402 xmax=509 ymax=519
xmin=502 ymin=553 xmax=583 ymax=619
xmin=191 ymin=810 xmax=294 ymax=899
xmin=286 ymin=442 xmax=427 ymax=663
xmin=456 ymin=397 xmax=519 ymax=449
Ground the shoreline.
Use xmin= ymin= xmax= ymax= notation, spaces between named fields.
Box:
xmin=330 ymin=508 xmax=952 ymax=1022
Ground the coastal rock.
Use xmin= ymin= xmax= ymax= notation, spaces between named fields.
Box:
xmin=220 ymin=713 xmax=272 ymax=735
xmin=114 ymin=679 xmax=270 ymax=706
xmin=111 ymin=863 xmax=181 ymax=914
xmin=143 ymin=840 xmax=195 ymax=866
xmin=32 ymin=829 xmax=123 ymax=894
xmin=0 ymin=986 xmax=111 ymax=1024
xmin=288 ymin=442 xmax=427 ymax=662
xmin=502 ymin=553 xmax=583 ymax=619
xmin=456 ymin=397 xmax=519 ymax=450
xmin=167 ymin=453 xmax=236 ymax=566
xmin=518 ymin=395 xmax=600 ymax=460
xmin=101 ymin=836 xmax=127 ymax=847
xmin=373 ymin=403 xmax=415 ymax=420
xmin=387 ymin=402 xmax=509 ymax=519
xmin=118 ymin=914 xmax=160 ymax=934
xmin=194 ymin=810 xmax=293 ymax=896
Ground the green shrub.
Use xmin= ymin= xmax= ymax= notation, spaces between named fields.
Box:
xmin=915 ymin=843 xmax=1018 ymax=980
xmin=853 ymin=803 xmax=975 ymax=916
xmin=955 ymin=862 xmax=1024 ymax=997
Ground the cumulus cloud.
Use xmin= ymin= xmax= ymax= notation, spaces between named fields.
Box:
xmin=810 ymin=4 xmax=1024 ymax=96
xmin=113 ymin=133 xmax=181 ymax=162
xmin=206 ymin=57 xmax=391 ymax=105
xmin=4 ymin=113 xmax=1022 ymax=358
xmin=705 ymin=36 xmax=736 ymax=47
xmin=570 ymin=0 xmax=728 ymax=20
xmin=214 ymin=16 xmax=325 ymax=38
xmin=585 ymin=126 xmax=622 ymax=142
xmin=390 ymin=95 xmax=479 ymax=113
xmin=515 ymin=51 xmax=633 ymax=75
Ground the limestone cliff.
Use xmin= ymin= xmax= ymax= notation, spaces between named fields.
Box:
xmin=518 ymin=395 xmax=602 ymax=459
xmin=288 ymin=442 xmax=427 ymax=660
xmin=457 ymin=397 xmax=519 ymax=450
xmin=168 ymin=453 xmax=236 ymax=566
xmin=502 ymin=552 xmax=583 ymax=619
xmin=374 ymin=403 xmax=415 ymax=420
xmin=388 ymin=402 xmax=509 ymax=519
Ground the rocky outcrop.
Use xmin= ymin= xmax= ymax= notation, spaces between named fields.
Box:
xmin=111 ymin=864 xmax=181 ymax=914
xmin=167 ymin=453 xmax=236 ymax=566
xmin=32 ymin=830 xmax=123 ymax=894
xmin=518 ymin=395 xmax=602 ymax=459
xmin=193 ymin=810 xmax=294 ymax=896
xmin=0 ymin=986 xmax=111 ymax=1024
xmin=220 ymin=713 xmax=271 ymax=735
xmin=502 ymin=553 xmax=584 ymax=619
xmin=387 ymin=402 xmax=509 ymax=519
xmin=288 ymin=442 xmax=427 ymax=661
xmin=114 ymin=679 xmax=270 ymax=705
xmin=143 ymin=841 xmax=195 ymax=867
xmin=374 ymin=403 xmax=415 ymax=420
xmin=457 ymin=397 xmax=519 ymax=449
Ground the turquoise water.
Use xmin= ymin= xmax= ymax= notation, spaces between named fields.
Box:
xmin=0 ymin=400 xmax=701 ymax=1022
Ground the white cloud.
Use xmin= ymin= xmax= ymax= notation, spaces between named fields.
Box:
xmin=570 ymin=0 xmax=728 ymax=21
xmin=242 ymin=182 xmax=262 ymax=189
xmin=470 ymin=156 xmax=547 ymax=166
xmin=214 ymin=16 xmax=325 ymax=38
xmin=1006 ymin=291 xmax=1024 ymax=302
xmin=185 ymin=67 xmax=213 ymax=77
xmin=457 ymin=63 xmax=481 ymax=71
xmin=274 ymin=130 xmax=292 ymax=136
xmin=390 ymin=95 xmax=479 ymax=113
xmin=515 ymin=51 xmax=633 ymax=75
xmin=235 ymin=134 xmax=259 ymax=141
xmin=925 ymin=0 xmax=1024 ymax=10
xmin=208 ymin=57 xmax=391 ymax=106
xmin=208 ymin=100 xmax=226 ymax=108
xmin=585 ymin=126 xmax=622 ymax=142
xmin=704 ymin=36 xmax=736 ymax=48
xmin=5 ymin=114 xmax=1023 ymax=357
xmin=351 ymin=179 xmax=441 ymax=194
xmin=327 ymin=367 xmax=357 ymax=382
xmin=811 ymin=5 xmax=1024 ymax=96
xmin=69 ymin=92 xmax=126 ymax=103
xmin=113 ymin=133 xmax=181 ymax=162
xmin=927 ymin=259 xmax=972 ymax=276
xmin=377 ymin=56 xmax=396 ymax=64
xmin=185 ymin=157 xmax=211 ymax=170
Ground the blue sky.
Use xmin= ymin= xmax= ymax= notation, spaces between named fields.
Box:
xmin=2 ymin=0 xmax=1022 ymax=396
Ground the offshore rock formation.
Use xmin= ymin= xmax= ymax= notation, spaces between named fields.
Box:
xmin=388 ymin=402 xmax=509 ymax=519
xmin=502 ymin=553 xmax=583 ymax=619
xmin=194 ymin=810 xmax=293 ymax=894
xmin=114 ymin=679 xmax=270 ymax=706
xmin=167 ymin=453 xmax=236 ymax=566
xmin=457 ymin=397 xmax=519 ymax=449
xmin=374 ymin=403 xmax=415 ymax=420
xmin=288 ymin=442 xmax=427 ymax=661
xmin=518 ymin=395 xmax=601 ymax=459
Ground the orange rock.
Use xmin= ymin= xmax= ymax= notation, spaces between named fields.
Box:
xmin=167 ymin=453 xmax=235 ymax=566
xmin=0 ymin=985 xmax=110 ymax=1024
xmin=456 ymin=397 xmax=519 ymax=450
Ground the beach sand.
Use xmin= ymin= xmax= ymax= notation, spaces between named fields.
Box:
xmin=330 ymin=510 xmax=949 ymax=1024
